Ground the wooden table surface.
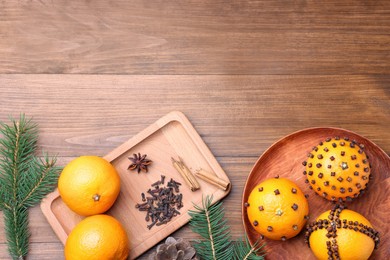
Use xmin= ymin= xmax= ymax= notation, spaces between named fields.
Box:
xmin=0 ymin=1 xmax=389 ymax=259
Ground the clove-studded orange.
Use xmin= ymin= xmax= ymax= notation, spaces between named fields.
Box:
xmin=58 ymin=156 xmax=121 ymax=216
xmin=305 ymin=205 xmax=379 ymax=260
xmin=303 ymin=137 xmax=371 ymax=202
xmin=245 ymin=177 xmax=309 ymax=240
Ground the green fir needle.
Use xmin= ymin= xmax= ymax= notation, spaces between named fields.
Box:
xmin=0 ymin=115 xmax=61 ymax=260
xmin=189 ymin=195 xmax=265 ymax=260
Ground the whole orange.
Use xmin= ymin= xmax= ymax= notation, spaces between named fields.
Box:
xmin=65 ymin=214 xmax=129 ymax=260
xmin=58 ymin=156 xmax=121 ymax=216
xmin=306 ymin=205 xmax=379 ymax=260
xmin=303 ymin=137 xmax=370 ymax=202
xmin=245 ymin=177 xmax=309 ymax=240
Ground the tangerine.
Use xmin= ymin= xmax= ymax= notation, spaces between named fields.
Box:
xmin=245 ymin=177 xmax=309 ymax=240
xmin=58 ymin=156 xmax=121 ymax=216
xmin=306 ymin=205 xmax=379 ymax=260
xmin=65 ymin=214 xmax=129 ymax=260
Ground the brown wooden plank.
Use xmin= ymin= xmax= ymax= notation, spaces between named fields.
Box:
xmin=1 ymin=1 xmax=389 ymax=259
xmin=0 ymin=75 xmax=389 ymax=259
xmin=0 ymin=1 xmax=389 ymax=74
xmin=0 ymin=75 xmax=389 ymax=156
xmin=0 ymin=243 xmax=65 ymax=260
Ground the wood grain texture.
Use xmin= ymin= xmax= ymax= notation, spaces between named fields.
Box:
xmin=0 ymin=75 xmax=388 ymax=259
xmin=0 ymin=75 xmax=389 ymax=157
xmin=1 ymin=0 xmax=390 ymax=259
xmin=1 ymin=0 xmax=389 ymax=74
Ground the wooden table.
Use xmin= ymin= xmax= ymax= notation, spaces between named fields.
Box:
xmin=0 ymin=1 xmax=389 ymax=259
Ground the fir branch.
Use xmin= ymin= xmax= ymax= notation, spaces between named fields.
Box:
xmin=18 ymin=156 xmax=61 ymax=208
xmin=3 ymin=207 xmax=29 ymax=260
xmin=189 ymin=195 xmax=265 ymax=260
xmin=0 ymin=115 xmax=61 ymax=260
xmin=0 ymin=115 xmax=38 ymax=205
xmin=189 ymin=196 xmax=233 ymax=260
xmin=233 ymin=235 xmax=265 ymax=260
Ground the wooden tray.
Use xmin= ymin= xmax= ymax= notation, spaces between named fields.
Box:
xmin=41 ymin=111 xmax=231 ymax=259
xmin=242 ymin=127 xmax=390 ymax=259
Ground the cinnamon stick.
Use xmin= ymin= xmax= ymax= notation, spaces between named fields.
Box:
xmin=178 ymin=157 xmax=200 ymax=191
xmin=171 ymin=157 xmax=200 ymax=191
xmin=195 ymin=169 xmax=230 ymax=191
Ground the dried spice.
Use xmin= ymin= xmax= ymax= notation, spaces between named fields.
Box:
xmin=194 ymin=168 xmax=230 ymax=191
xmin=128 ymin=153 xmax=152 ymax=173
xmin=171 ymin=157 xmax=200 ymax=191
xmin=136 ymin=175 xmax=183 ymax=229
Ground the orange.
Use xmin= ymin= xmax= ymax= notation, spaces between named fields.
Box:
xmin=65 ymin=214 xmax=129 ymax=260
xmin=306 ymin=205 xmax=379 ymax=260
xmin=245 ymin=177 xmax=309 ymax=240
xmin=58 ymin=156 xmax=121 ymax=216
xmin=303 ymin=137 xmax=371 ymax=202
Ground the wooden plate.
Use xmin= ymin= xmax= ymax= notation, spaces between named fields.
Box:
xmin=41 ymin=111 xmax=231 ymax=259
xmin=242 ymin=127 xmax=390 ymax=259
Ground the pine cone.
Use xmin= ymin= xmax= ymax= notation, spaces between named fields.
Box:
xmin=149 ymin=237 xmax=198 ymax=260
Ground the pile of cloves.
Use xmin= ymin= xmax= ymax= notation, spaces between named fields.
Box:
xmin=136 ymin=175 xmax=184 ymax=230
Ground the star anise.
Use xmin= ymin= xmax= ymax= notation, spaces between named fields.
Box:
xmin=128 ymin=153 xmax=152 ymax=173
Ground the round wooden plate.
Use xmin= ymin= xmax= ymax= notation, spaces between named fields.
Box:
xmin=242 ymin=127 xmax=390 ymax=259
